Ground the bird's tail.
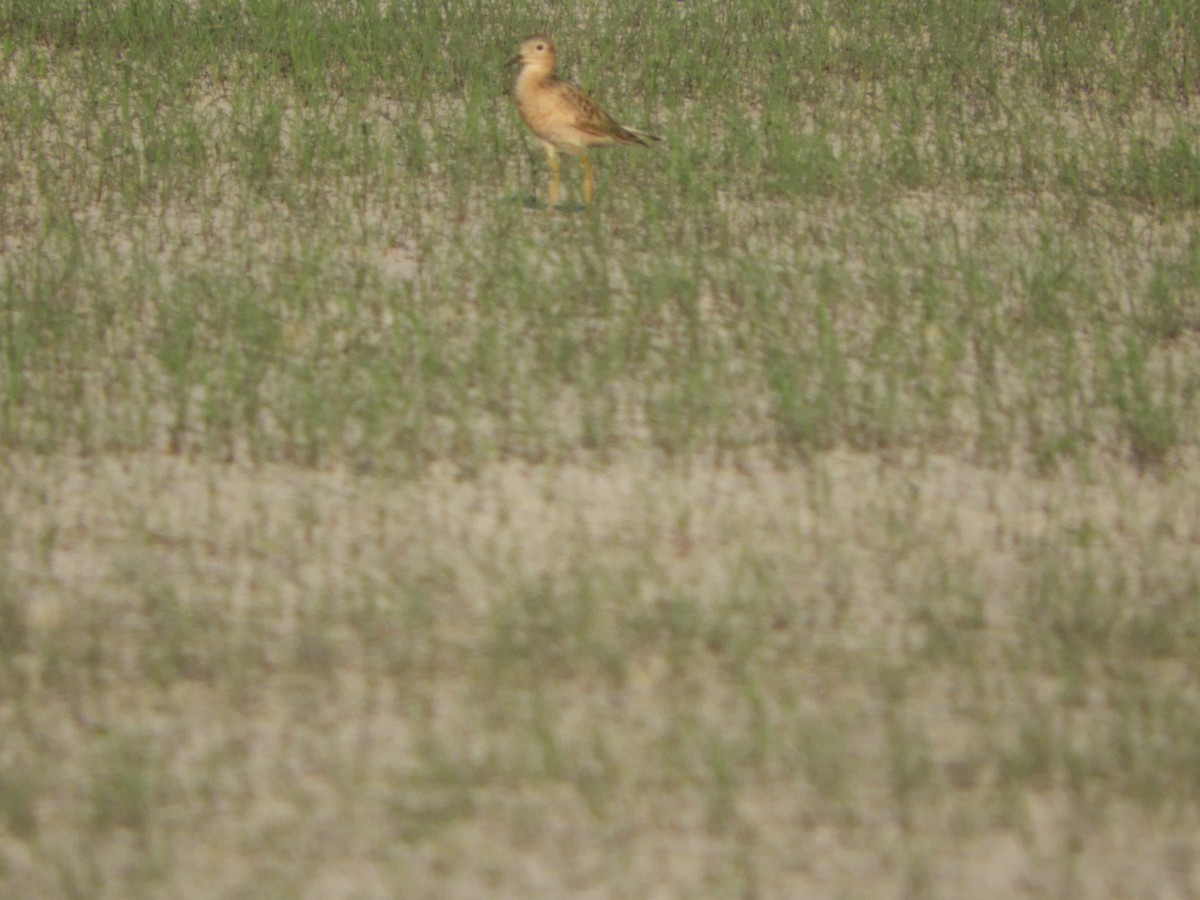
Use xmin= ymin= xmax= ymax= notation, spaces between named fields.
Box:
xmin=619 ymin=126 xmax=662 ymax=146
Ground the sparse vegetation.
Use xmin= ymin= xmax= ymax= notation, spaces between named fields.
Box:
xmin=2 ymin=0 xmax=1199 ymax=896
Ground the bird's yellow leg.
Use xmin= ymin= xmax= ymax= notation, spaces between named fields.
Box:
xmin=544 ymin=144 xmax=561 ymax=210
xmin=581 ymin=153 xmax=594 ymax=205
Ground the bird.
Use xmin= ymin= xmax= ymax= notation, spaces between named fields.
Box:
xmin=511 ymin=34 xmax=660 ymax=209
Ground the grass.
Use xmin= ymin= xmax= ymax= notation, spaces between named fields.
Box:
xmin=1 ymin=0 xmax=1200 ymax=895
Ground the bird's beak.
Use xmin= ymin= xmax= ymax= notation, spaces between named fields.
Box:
xmin=509 ymin=54 xmax=523 ymax=67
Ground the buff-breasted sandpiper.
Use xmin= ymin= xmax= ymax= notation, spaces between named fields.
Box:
xmin=512 ymin=35 xmax=660 ymax=208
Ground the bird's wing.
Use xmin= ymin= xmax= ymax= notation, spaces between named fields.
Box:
xmin=554 ymin=81 xmax=648 ymax=145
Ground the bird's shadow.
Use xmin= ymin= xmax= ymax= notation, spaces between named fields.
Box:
xmin=501 ymin=193 xmax=591 ymax=214
xmin=517 ymin=195 xmax=589 ymax=214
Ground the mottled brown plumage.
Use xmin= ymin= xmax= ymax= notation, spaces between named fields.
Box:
xmin=512 ymin=35 xmax=659 ymax=207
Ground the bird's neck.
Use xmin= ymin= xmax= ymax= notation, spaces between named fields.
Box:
xmin=516 ymin=65 xmax=556 ymax=94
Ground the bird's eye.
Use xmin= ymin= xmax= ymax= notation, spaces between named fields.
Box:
xmin=536 ymin=44 xmax=544 ymax=51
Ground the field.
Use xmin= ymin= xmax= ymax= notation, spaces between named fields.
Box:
xmin=2 ymin=0 xmax=1200 ymax=896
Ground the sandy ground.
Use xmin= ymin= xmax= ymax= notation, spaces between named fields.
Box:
xmin=12 ymin=448 xmax=1200 ymax=636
